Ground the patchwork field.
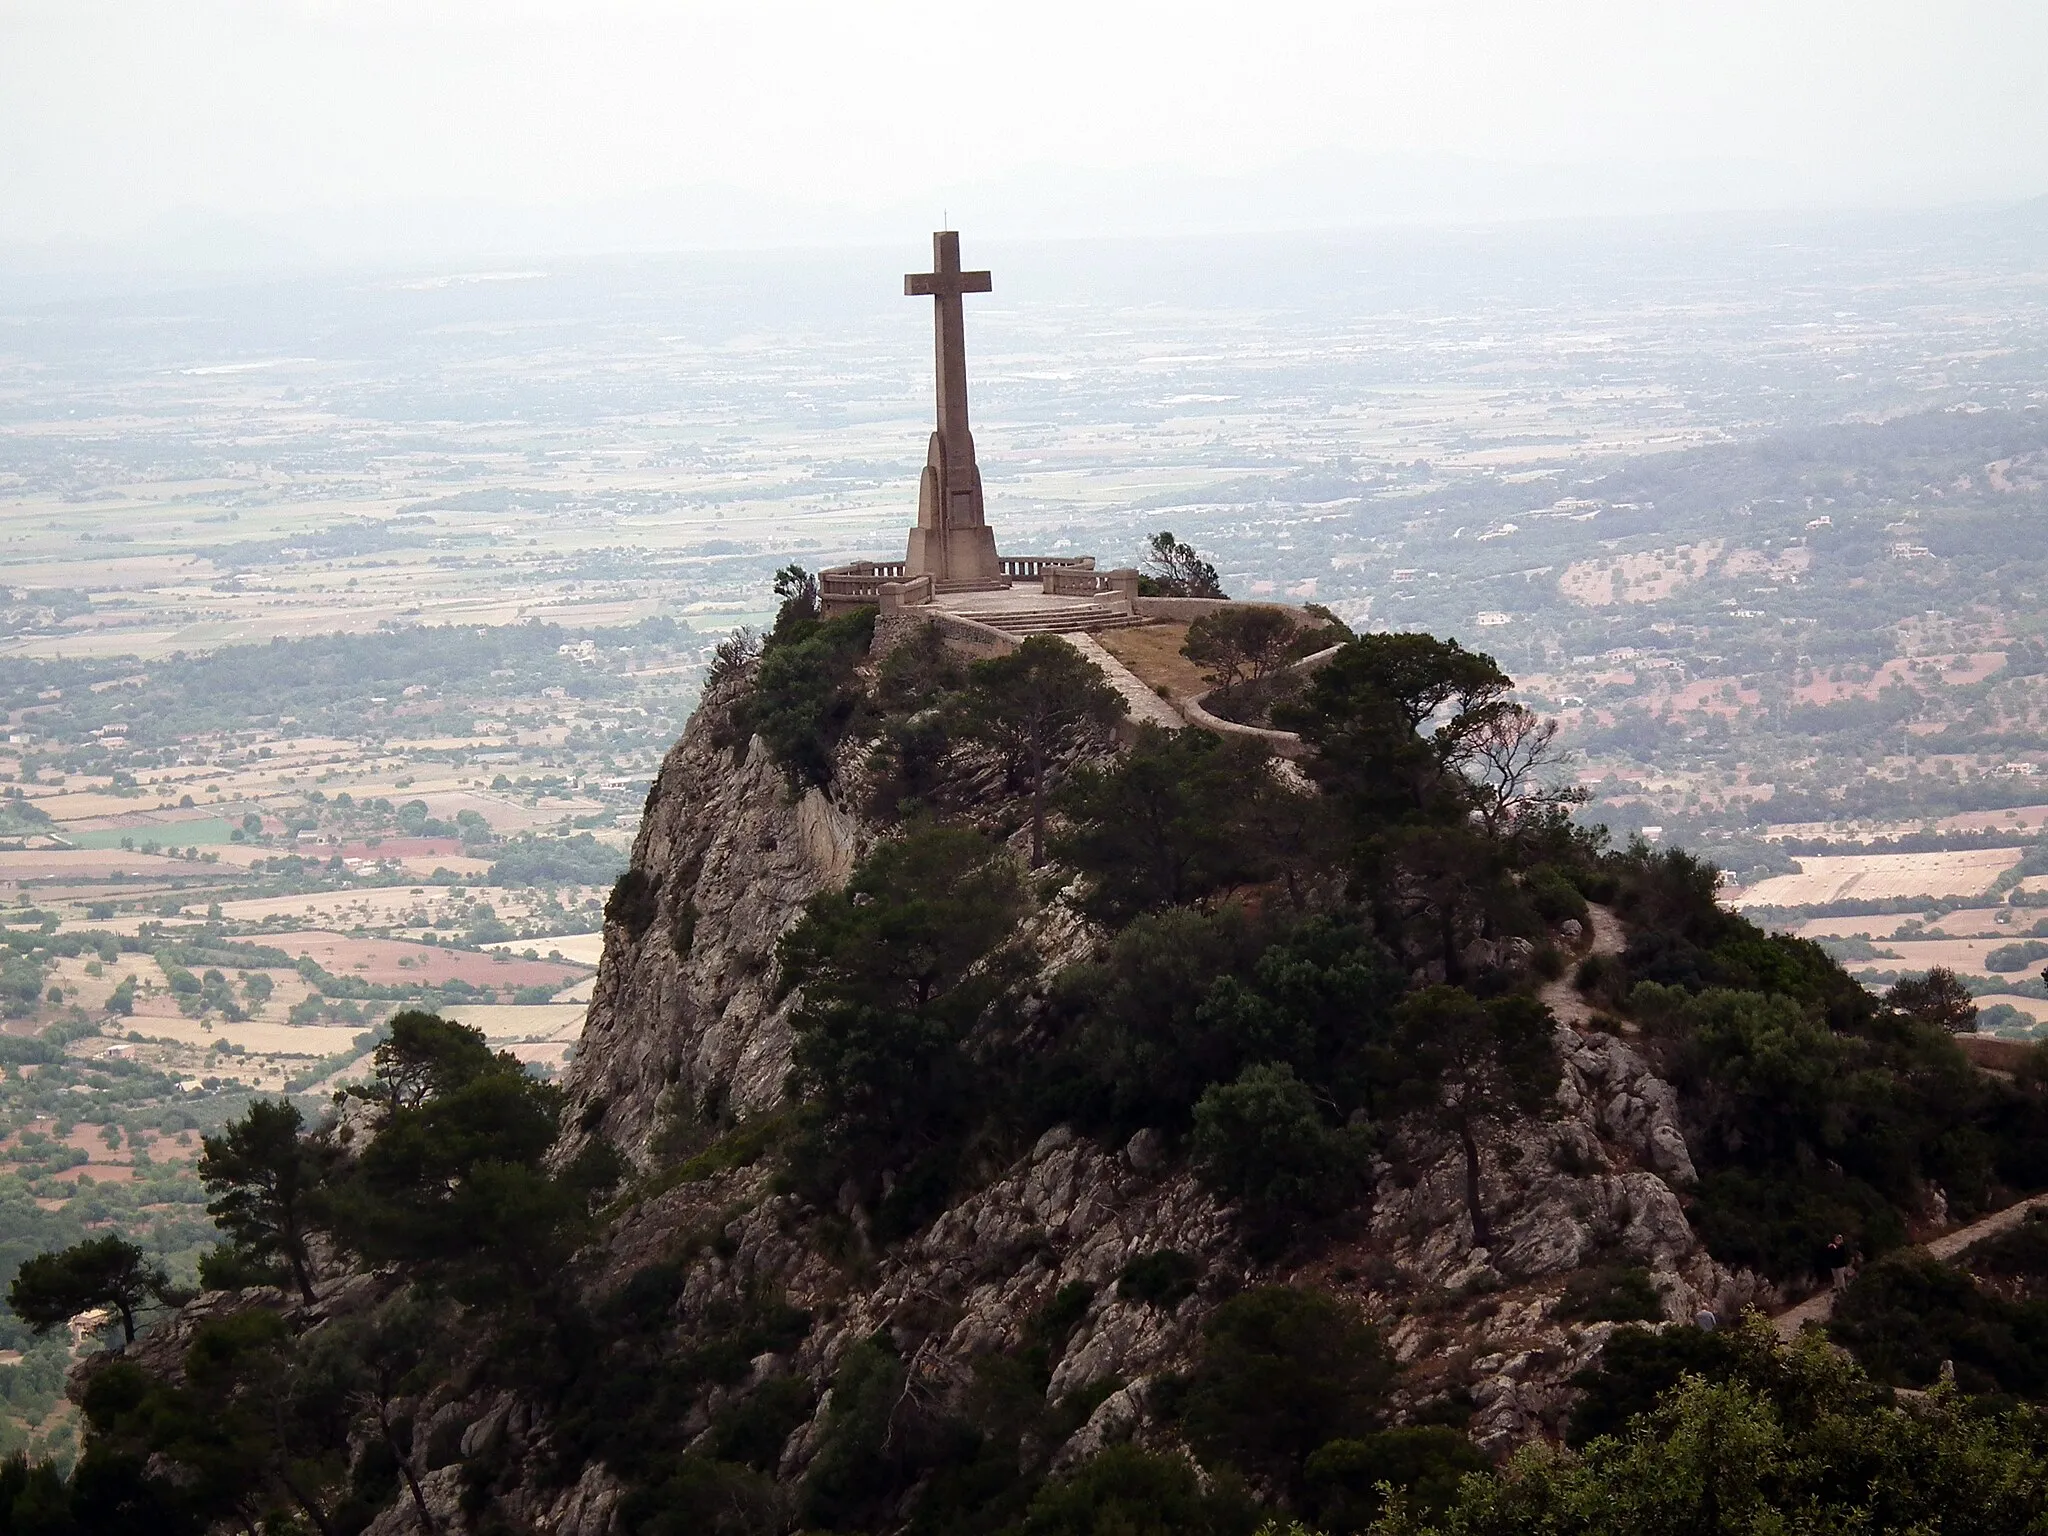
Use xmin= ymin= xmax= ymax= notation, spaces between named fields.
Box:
xmin=487 ymin=931 xmax=605 ymax=966
xmin=1977 ymin=995 xmax=2048 ymax=1027
xmin=1855 ymin=938 xmax=2037 ymax=976
xmin=1798 ymin=909 xmax=2037 ymax=943
xmin=1734 ymin=848 xmax=2024 ymax=908
xmin=0 ymin=1118 xmax=199 ymax=1188
xmin=259 ymin=931 xmax=585 ymax=990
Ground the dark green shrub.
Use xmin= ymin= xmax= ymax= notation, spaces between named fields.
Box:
xmin=1049 ymin=905 xmax=1267 ymax=1134
xmin=1190 ymin=914 xmax=1404 ymax=1119
xmin=1612 ymin=845 xmax=1734 ymax=949
xmin=1190 ymin=1063 xmax=1368 ymax=1221
xmin=1828 ymin=1250 xmax=2048 ymax=1397
xmin=1053 ymin=726 xmax=1275 ymax=923
xmin=742 ymin=606 xmax=877 ymax=789
xmin=1573 ymin=952 xmax=1617 ymax=997
xmin=1525 ymin=864 xmax=1589 ymax=928
xmin=619 ymin=1455 xmax=781 ymax=1536
xmin=1032 ymin=1281 xmax=1096 ymax=1351
xmin=869 ymin=713 xmax=958 ymax=820
xmin=605 ymin=868 xmax=660 ymax=939
xmin=194 ymin=1240 xmax=284 ymax=1292
xmin=1117 ymin=1250 xmax=1201 ymax=1309
xmin=1686 ymin=1167 xmax=1904 ymax=1285
xmin=1304 ymin=1427 xmax=1487 ymax=1531
xmin=771 ymin=564 xmax=820 ymax=637
xmin=1183 ymin=606 xmax=1298 ymax=693
xmin=1406 ymin=1329 xmax=2048 ymax=1534
xmin=1565 ymin=1323 xmax=1740 ymax=1447
xmin=704 ymin=1375 xmax=814 ymax=1471
xmin=781 ymin=823 xmax=1026 ymax=1210
xmin=801 ymin=1337 xmax=907 ymax=1529
xmin=1568 ymin=863 xmax=1620 ymax=904
xmin=875 ymin=621 xmax=967 ymax=715
xmin=1017 ymin=1444 xmax=1258 ymax=1536
xmin=669 ymin=895 xmax=698 ymax=960
xmin=1554 ymin=1266 xmax=1664 ymax=1324
xmin=1176 ymin=1287 xmax=1392 ymax=1489
xmin=1965 ymin=1208 xmax=2048 ymax=1298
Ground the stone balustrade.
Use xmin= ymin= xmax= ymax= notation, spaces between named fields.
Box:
xmin=825 ymin=555 xmax=1127 ymax=613
xmin=1044 ymin=566 xmax=1140 ymax=602
xmin=1000 ymin=555 xmax=1095 ymax=580
xmin=878 ymin=574 xmax=935 ymax=612
xmin=820 ymin=561 xmax=910 ymax=614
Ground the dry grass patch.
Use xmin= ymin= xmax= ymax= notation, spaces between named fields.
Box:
xmin=1093 ymin=622 xmax=1212 ymax=702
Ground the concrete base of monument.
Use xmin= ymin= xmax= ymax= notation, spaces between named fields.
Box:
xmin=934 ymin=584 xmax=1143 ymax=636
xmin=906 ymin=523 xmax=1004 ymax=590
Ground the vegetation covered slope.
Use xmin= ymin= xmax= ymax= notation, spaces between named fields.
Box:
xmin=8 ymin=585 xmax=2048 ymax=1535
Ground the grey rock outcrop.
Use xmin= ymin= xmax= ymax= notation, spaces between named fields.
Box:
xmin=1365 ymin=1024 xmax=1771 ymax=1450
xmin=1556 ymin=1028 xmax=1698 ymax=1187
xmin=561 ymin=672 xmax=861 ymax=1166
xmin=606 ymin=1128 xmax=1243 ymax=1490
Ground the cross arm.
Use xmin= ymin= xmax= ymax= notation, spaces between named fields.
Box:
xmin=905 ymin=271 xmax=993 ymax=297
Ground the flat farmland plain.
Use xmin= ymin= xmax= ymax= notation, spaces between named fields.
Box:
xmin=1733 ymin=848 xmax=2024 ymax=908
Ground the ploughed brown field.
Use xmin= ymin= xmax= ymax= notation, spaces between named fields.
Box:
xmin=263 ymin=930 xmax=588 ymax=989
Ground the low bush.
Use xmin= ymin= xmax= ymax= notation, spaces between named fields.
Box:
xmin=619 ymin=1456 xmax=781 ymax=1536
xmin=1304 ymin=1427 xmax=1488 ymax=1531
xmin=1190 ymin=1063 xmax=1369 ymax=1222
xmin=801 ymin=1337 xmax=908 ymax=1530
xmin=1525 ymin=864 xmax=1590 ymax=928
xmin=1828 ymin=1250 xmax=2048 ymax=1397
xmin=1553 ymin=1266 xmax=1664 ymax=1324
xmin=739 ymin=606 xmax=877 ymax=789
xmin=1016 ymin=1445 xmax=1258 ymax=1536
xmin=605 ymin=868 xmax=660 ymax=939
xmin=1117 ymin=1250 xmax=1201 ymax=1309
xmin=1565 ymin=1323 xmax=1742 ymax=1447
xmin=1174 ymin=1287 xmax=1392 ymax=1491
xmin=704 ymin=1375 xmax=814 ymax=1471
xmin=1964 ymin=1208 xmax=2048 ymax=1299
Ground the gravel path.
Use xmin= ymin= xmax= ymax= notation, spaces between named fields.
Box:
xmin=1540 ymin=903 xmax=1626 ymax=1030
xmin=1773 ymin=1190 xmax=2048 ymax=1338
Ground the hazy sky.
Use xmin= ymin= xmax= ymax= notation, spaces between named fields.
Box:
xmin=4 ymin=0 xmax=2045 ymax=257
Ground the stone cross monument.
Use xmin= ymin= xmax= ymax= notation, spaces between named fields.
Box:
xmin=903 ymin=231 xmax=1005 ymax=590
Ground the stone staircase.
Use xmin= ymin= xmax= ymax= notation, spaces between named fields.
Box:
xmin=949 ymin=599 xmax=1145 ymax=636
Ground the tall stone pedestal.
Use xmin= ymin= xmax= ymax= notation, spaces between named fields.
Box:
xmin=906 ymin=428 xmax=1004 ymax=589
xmin=903 ymin=232 xmax=1009 ymax=591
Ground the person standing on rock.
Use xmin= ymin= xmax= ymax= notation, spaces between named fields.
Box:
xmin=1822 ymin=1233 xmax=1852 ymax=1294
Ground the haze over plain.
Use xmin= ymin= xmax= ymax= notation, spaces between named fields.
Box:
xmin=4 ymin=0 xmax=2046 ymax=266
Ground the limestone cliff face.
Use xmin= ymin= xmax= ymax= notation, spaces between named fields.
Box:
xmin=560 ymin=670 xmax=864 ymax=1166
